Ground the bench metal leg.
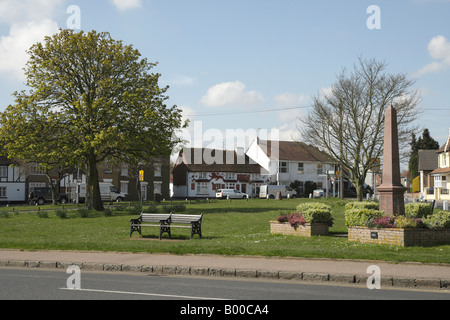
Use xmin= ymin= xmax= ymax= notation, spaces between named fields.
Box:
xmin=160 ymin=221 xmax=171 ymax=240
xmin=191 ymin=222 xmax=202 ymax=239
xmin=129 ymin=226 xmax=141 ymax=238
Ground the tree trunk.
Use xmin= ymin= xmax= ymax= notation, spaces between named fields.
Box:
xmin=355 ymin=179 xmax=365 ymax=202
xmin=86 ymin=156 xmax=104 ymax=211
xmin=45 ymin=173 xmax=58 ymax=205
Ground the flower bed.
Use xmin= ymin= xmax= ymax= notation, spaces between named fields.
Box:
xmin=348 ymin=226 xmax=450 ymax=247
xmin=270 ymin=221 xmax=329 ymax=237
xmin=270 ymin=202 xmax=333 ymax=237
xmin=345 ymin=202 xmax=450 ymax=247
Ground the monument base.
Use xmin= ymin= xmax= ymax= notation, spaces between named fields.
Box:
xmin=378 ymin=185 xmax=407 ymax=217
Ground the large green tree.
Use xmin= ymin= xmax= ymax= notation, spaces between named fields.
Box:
xmin=0 ymin=29 xmax=184 ymax=211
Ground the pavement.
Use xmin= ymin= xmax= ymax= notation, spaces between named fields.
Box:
xmin=0 ymin=249 xmax=449 ymax=291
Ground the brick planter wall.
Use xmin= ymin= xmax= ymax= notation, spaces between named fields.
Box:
xmin=348 ymin=227 xmax=450 ymax=247
xmin=270 ymin=221 xmax=329 ymax=237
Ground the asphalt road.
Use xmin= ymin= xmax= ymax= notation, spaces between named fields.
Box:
xmin=0 ymin=268 xmax=448 ymax=304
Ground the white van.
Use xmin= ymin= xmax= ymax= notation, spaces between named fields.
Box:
xmin=216 ymin=189 xmax=249 ymax=199
xmin=69 ymin=182 xmax=127 ymax=203
xmin=259 ymin=185 xmax=297 ymax=199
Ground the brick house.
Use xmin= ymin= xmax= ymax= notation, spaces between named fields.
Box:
xmin=172 ymin=148 xmax=266 ymax=199
xmin=60 ymin=157 xmax=171 ymax=202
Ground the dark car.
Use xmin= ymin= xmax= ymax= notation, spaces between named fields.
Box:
xmin=29 ymin=187 xmax=68 ymax=205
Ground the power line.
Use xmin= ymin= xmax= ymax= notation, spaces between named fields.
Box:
xmin=184 ymin=105 xmax=312 ymax=117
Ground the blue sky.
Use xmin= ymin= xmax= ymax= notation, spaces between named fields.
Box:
xmin=0 ymin=0 xmax=449 ymax=157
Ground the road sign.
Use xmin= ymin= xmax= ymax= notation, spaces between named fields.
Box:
xmin=139 ymin=170 xmax=144 ymax=182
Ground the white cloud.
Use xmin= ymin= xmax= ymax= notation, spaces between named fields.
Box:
xmin=273 ymin=92 xmax=309 ymax=122
xmin=200 ymin=81 xmax=265 ymax=107
xmin=0 ymin=0 xmax=63 ymax=80
xmin=111 ymin=0 xmax=143 ymax=11
xmin=415 ymin=35 xmax=450 ymax=77
xmin=0 ymin=0 xmax=64 ymax=23
xmin=0 ymin=20 xmax=59 ymax=80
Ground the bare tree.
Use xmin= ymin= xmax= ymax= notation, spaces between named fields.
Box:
xmin=298 ymin=57 xmax=420 ymax=201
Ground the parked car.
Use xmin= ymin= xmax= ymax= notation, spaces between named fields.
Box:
xmin=216 ymin=189 xmax=249 ymax=199
xmin=259 ymin=185 xmax=297 ymax=199
xmin=29 ymin=187 xmax=69 ymax=205
xmin=313 ymin=189 xmax=324 ymax=198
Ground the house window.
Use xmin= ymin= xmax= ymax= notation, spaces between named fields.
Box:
xmin=225 ymin=173 xmax=236 ymax=180
xmin=154 ymin=163 xmax=162 ymax=177
xmin=104 ymin=161 xmax=113 ymax=173
xmin=121 ymin=167 xmax=129 ymax=177
xmin=120 ymin=181 xmax=129 ymax=194
xmin=199 ymin=172 xmax=208 ymax=180
xmin=298 ymin=163 xmax=304 ymax=174
xmin=29 ymin=182 xmax=46 ymax=189
xmin=31 ymin=164 xmax=46 ymax=175
xmin=0 ymin=187 xmax=6 ymax=198
xmin=196 ymin=182 xmax=208 ymax=195
xmin=317 ymin=164 xmax=323 ymax=175
xmin=279 ymin=162 xmax=289 ymax=173
xmin=0 ymin=166 xmax=8 ymax=178
xmin=154 ymin=182 xmax=162 ymax=195
xmin=226 ymin=183 xmax=236 ymax=189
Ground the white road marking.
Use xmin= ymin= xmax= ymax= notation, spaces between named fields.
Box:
xmin=60 ymin=288 xmax=229 ymax=300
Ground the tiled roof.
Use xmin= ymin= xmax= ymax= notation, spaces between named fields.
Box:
xmin=258 ymin=140 xmax=332 ymax=163
xmin=430 ymin=167 xmax=450 ymax=176
xmin=438 ymin=136 xmax=450 ymax=153
xmin=180 ymin=148 xmax=262 ymax=173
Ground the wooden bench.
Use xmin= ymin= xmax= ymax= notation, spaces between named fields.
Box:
xmin=169 ymin=213 xmax=204 ymax=239
xmin=129 ymin=212 xmax=204 ymax=240
xmin=129 ymin=213 xmax=172 ymax=240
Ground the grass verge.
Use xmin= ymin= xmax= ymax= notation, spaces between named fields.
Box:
xmin=0 ymin=198 xmax=448 ymax=264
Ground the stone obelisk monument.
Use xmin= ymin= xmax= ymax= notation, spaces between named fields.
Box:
xmin=377 ymin=105 xmax=407 ymax=217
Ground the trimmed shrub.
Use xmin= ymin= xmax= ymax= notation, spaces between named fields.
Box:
xmin=345 ymin=208 xmax=383 ymax=227
xmin=345 ymin=201 xmax=379 ymax=211
xmin=412 ymin=176 xmax=420 ymax=193
xmin=296 ymin=203 xmax=333 ymax=226
xmin=77 ymin=208 xmax=90 ymax=218
xmin=394 ymin=216 xmax=424 ymax=229
xmin=423 ymin=210 xmax=450 ymax=229
xmin=55 ymin=209 xmax=68 ymax=219
xmin=405 ymin=202 xmax=433 ymax=219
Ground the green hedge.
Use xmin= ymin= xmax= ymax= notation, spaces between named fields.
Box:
xmin=344 ymin=201 xmax=379 ymax=211
xmin=423 ymin=210 xmax=450 ymax=229
xmin=296 ymin=202 xmax=334 ymax=226
xmin=345 ymin=208 xmax=383 ymax=227
xmin=344 ymin=202 xmax=382 ymax=227
xmin=405 ymin=202 xmax=433 ymax=219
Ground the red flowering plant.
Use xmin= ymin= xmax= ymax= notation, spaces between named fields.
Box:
xmin=277 ymin=212 xmax=307 ymax=229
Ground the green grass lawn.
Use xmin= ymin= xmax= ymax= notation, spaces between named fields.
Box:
xmin=0 ymin=198 xmax=449 ymax=264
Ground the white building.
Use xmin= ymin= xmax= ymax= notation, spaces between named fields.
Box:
xmin=0 ymin=157 xmax=26 ymax=203
xmin=172 ymin=148 xmax=266 ymax=199
xmin=246 ymin=139 xmax=335 ymax=195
